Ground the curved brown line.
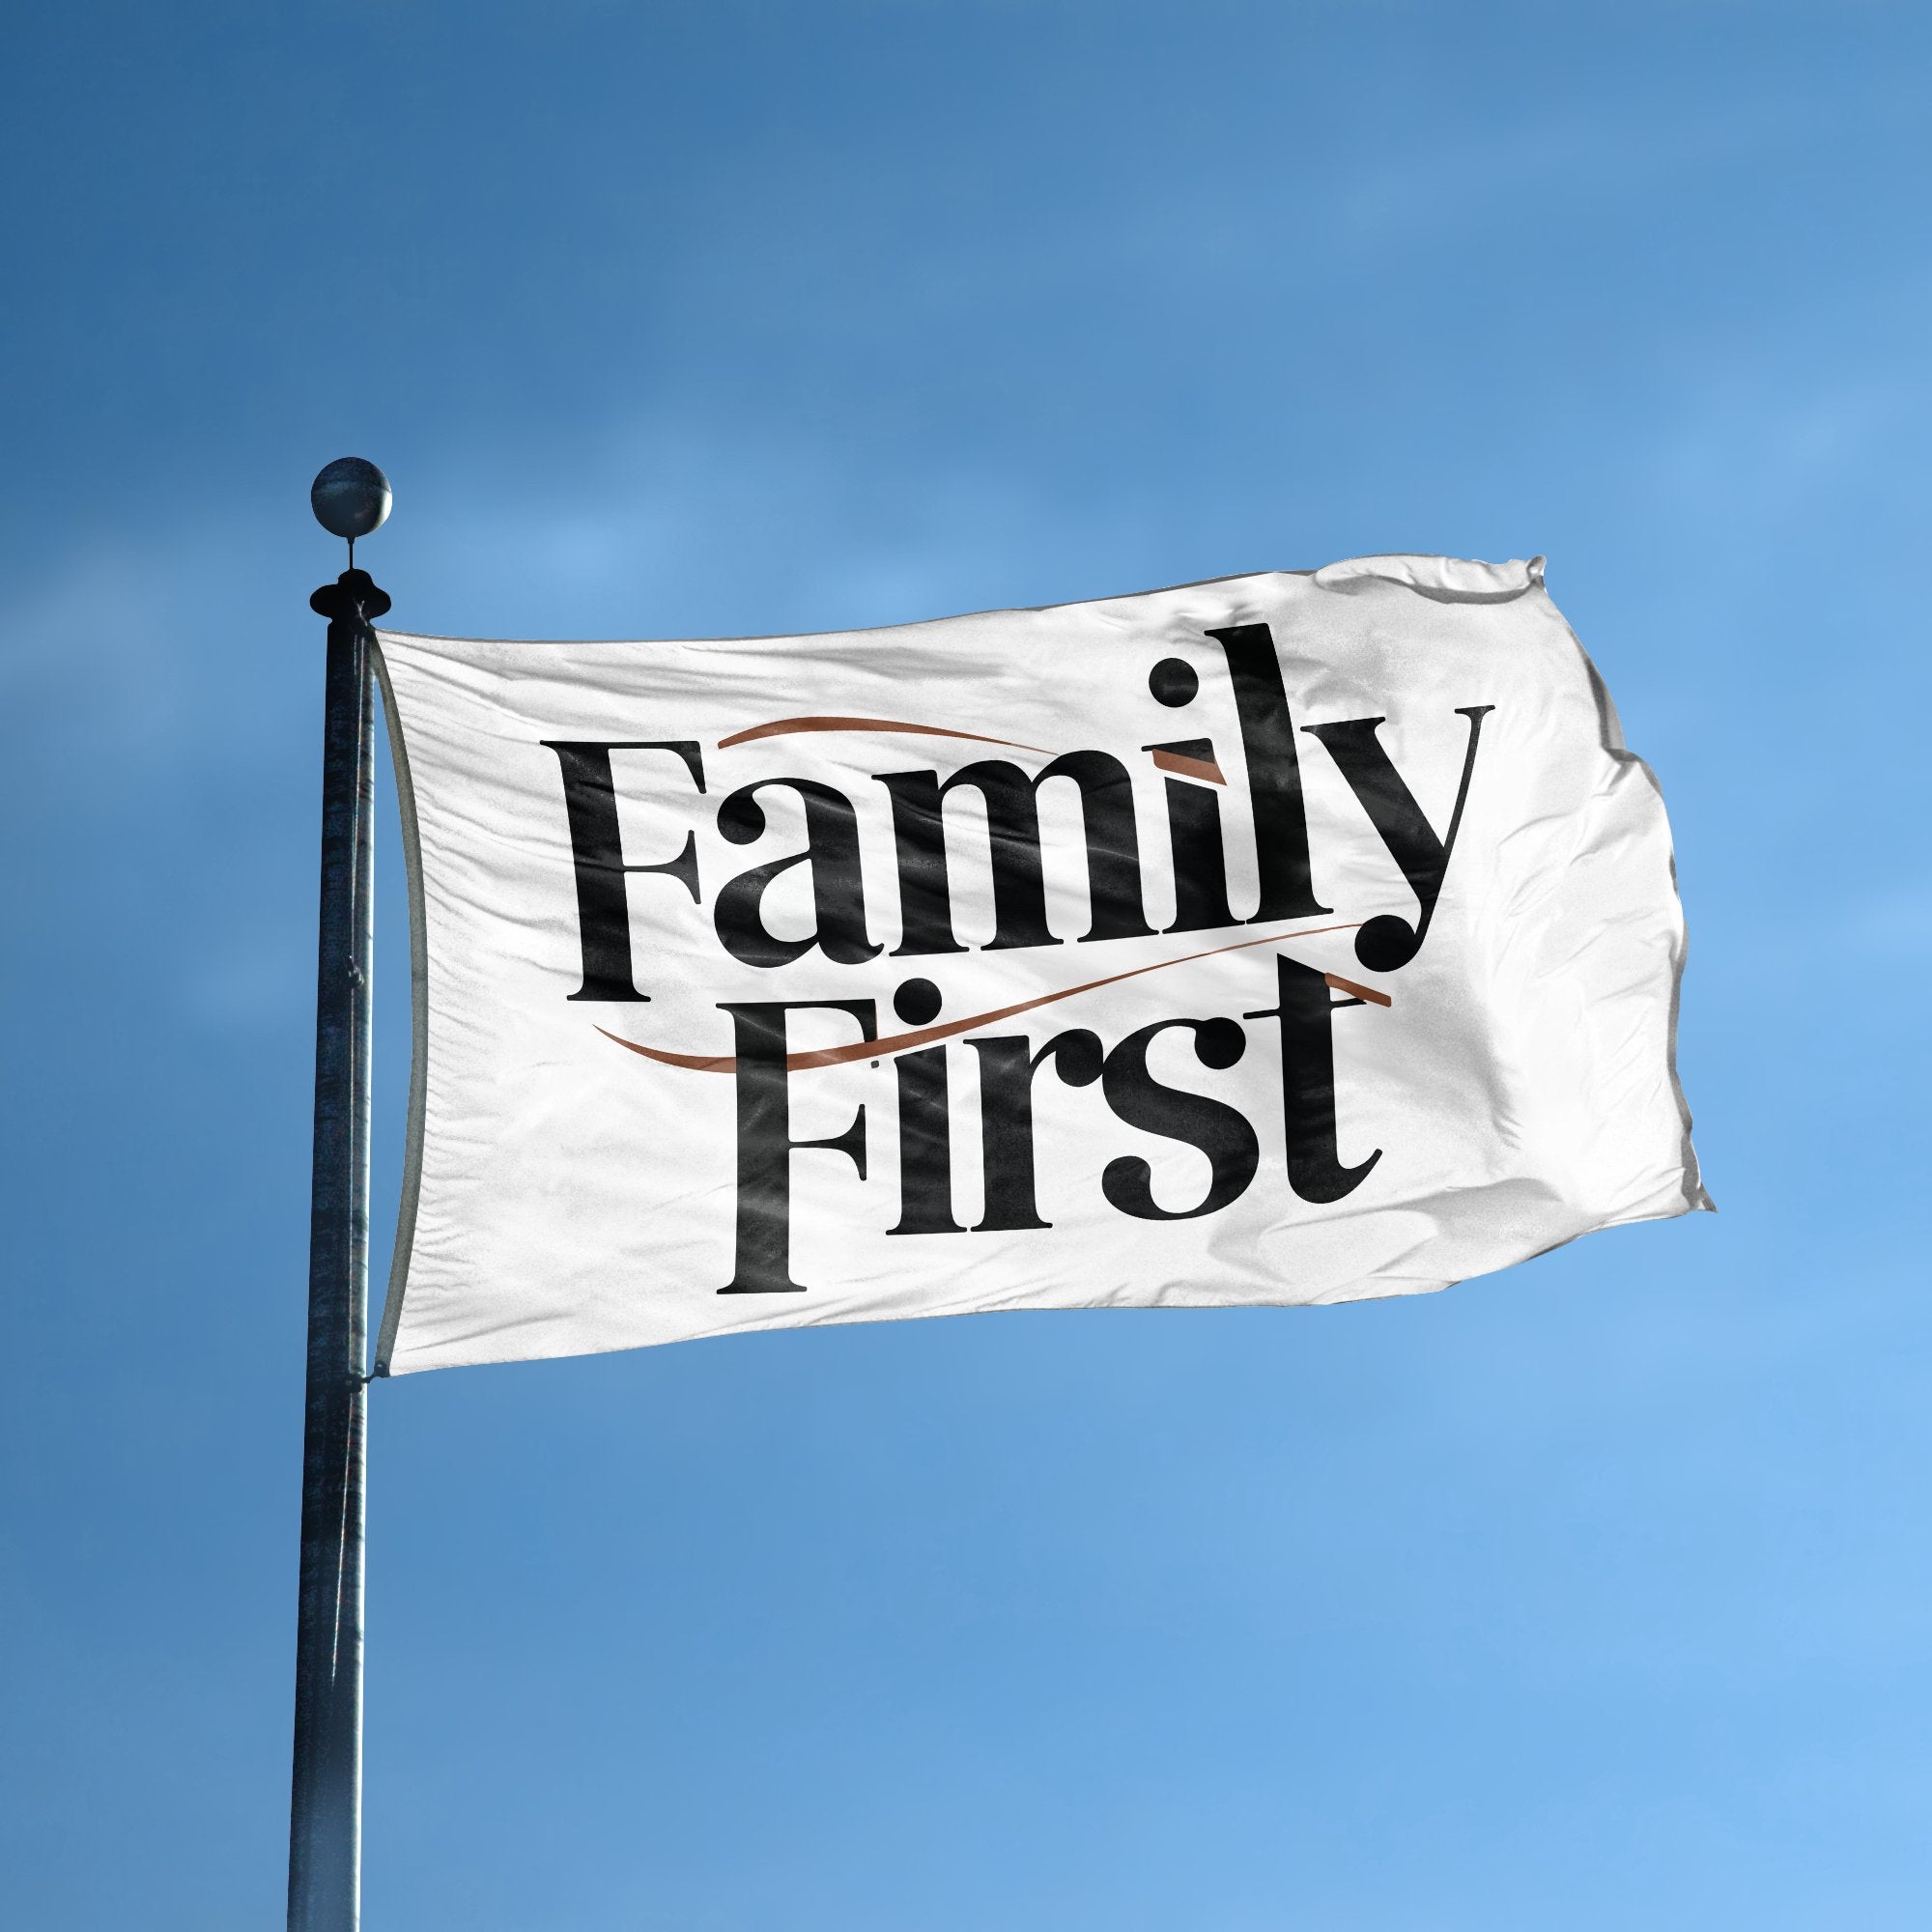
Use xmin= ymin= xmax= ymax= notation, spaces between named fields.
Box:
xmin=716 ymin=715 xmax=1052 ymax=753
xmin=596 ymin=921 xmax=1374 ymax=1074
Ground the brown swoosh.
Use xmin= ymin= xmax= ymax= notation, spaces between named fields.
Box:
xmin=1324 ymin=972 xmax=1392 ymax=1009
xmin=717 ymin=715 xmax=1052 ymax=753
xmin=596 ymin=922 xmax=1381 ymax=1073
xmin=1150 ymin=747 xmax=1226 ymax=785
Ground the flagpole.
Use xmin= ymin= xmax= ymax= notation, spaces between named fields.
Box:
xmin=290 ymin=460 xmax=391 ymax=1932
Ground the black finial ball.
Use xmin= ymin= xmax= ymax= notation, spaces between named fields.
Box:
xmin=310 ymin=457 xmax=392 ymax=541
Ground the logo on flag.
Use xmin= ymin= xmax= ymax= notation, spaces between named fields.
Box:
xmin=371 ymin=554 xmax=1706 ymax=1374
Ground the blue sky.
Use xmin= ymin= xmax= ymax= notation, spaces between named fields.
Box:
xmin=4 ymin=3 xmax=1930 ymax=1926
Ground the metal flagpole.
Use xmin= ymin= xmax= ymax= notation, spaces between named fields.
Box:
xmin=290 ymin=459 xmax=392 ymax=1932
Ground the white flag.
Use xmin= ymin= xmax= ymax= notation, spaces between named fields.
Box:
xmin=372 ymin=554 xmax=1707 ymax=1376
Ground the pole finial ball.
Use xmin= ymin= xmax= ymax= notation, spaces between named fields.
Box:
xmin=310 ymin=457 xmax=392 ymax=541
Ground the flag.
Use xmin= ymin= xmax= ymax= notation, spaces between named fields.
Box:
xmin=371 ymin=553 xmax=1707 ymax=1375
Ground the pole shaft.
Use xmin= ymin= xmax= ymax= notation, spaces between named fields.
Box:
xmin=289 ymin=577 xmax=380 ymax=1932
